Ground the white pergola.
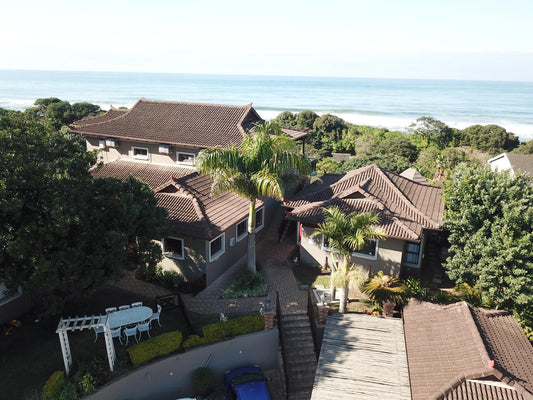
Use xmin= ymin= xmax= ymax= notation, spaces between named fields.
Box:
xmin=56 ymin=314 xmax=116 ymax=375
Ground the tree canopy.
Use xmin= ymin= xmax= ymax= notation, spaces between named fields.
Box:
xmin=24 ymin=97 xmax=102 ymax=130
xmin=442 ymin=164 xmax=533 ymax=314
xmin=197 ymin=121 xmax=310 ymax=273
xmin=0 ymin=112 xmax=167 ymax=315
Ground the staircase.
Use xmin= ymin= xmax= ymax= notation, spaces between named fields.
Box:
xmin=280 ymin=313 xmax=317 ymax=400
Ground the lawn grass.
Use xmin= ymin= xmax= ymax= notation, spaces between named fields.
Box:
xmin=0 ymin=285 xmax=191 ymax=399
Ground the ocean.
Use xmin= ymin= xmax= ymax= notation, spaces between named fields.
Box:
xmin=1 ymin=69 xmax=532 ymax=141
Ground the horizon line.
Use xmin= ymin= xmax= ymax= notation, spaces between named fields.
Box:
xmin=1 ymin=68 xmax=532 ymax=84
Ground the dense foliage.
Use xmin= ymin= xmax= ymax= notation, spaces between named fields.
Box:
xmin=274 ymin=111 xmax=529 ymax=181
xmin=24 ymin=97 xmax=102 ymax=129
xmin=442 ymin=165 xmax=533 ymax=316
xmin=0 ymin=112 xmax=168 ymax=315
xmin=128 ymin=331 xmax=183 ymax=366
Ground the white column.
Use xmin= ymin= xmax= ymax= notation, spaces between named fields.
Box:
xmin=103 ymin=321 xmax=116 ymax=372
xmin=58 ymin=326 xmax=72 ymax=375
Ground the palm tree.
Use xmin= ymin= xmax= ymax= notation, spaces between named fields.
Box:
xmin=313 ymin=206 xmax=387 ymax=313
xmin=197 ymin=121 xmax=310 ymax=273
xmin=360 ymin=270 xmax=407 ymax=306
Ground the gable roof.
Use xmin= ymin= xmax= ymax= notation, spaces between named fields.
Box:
xmin=400 ymin=168 xmax=429 ymax=185
xmin=70 ymin=98 xmax=308 ymax=148
xmin=505 ymin=153 xmax=533 ymax=175
xmin=311 ymin=313 xmax=411 ymax=400
xmin=284 ymin=164 xmax=444 ymax=241
xmin=403 ymin=300 xmax=533 ymax=400
xmin=90 ymin=160 xmax=258 ymax=239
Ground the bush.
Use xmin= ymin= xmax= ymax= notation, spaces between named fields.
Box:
xmin=192 ymin=367 xmax=216 ymax=394
xmin=221 ymin=269 xmax=267 ymax=298
xmin=183 ymin=315 xmax=265 ymax=350
xmin=202 ymin=315 xmax=264 ymax=342
xmin=42 ymin=370 xmax=64 ymax=399
xmin=128 ymin=331 xmax=183 ymax=366
xmin=137 ymin=264 xmax=185 ymax=290
xmin=182 ymin=334 xmax=209 ymax=349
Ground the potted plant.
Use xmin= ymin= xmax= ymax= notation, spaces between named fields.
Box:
xmin=192 ymin=366 xmax=216 ymax=398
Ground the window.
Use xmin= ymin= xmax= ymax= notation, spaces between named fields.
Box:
xmin=163 ymin=237 xmax=184 ymax=260
xmin=255 ymin=207 xmax=264 ymax=232
xmin=209 ymin=233 xmax=225 ymax=261
xmin=404 ymin=242 xmax=420 ymax=265
xmin=132 ymin=146 xmax=149 ymax=160
xmin=322 ymin=235 xmax=333 ymax=251
xmin=236 ymin=218 xmax=248 ymax=242
xmin=177 ymin=151 xmax=196 ymax=166
xmin=353 ymin=239 xmax=378 ymax=260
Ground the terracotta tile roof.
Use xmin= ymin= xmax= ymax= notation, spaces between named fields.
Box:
xmin=75 ymin=108 xmax=128 ymax=125
xmin=71 ymin=98 xmax=263 ymax=148
xmin=403 ymin=300 xmax=533 ymax=400
xmin=284 ymin=164 xmax=444 ymax=241
xmin=90 ymin=160 xmax=258 ymax=239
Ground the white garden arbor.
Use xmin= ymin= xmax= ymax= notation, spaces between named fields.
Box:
xmin=56 ymin=314 xmax=116 ymax=375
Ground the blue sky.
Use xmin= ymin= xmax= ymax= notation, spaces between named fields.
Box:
xmin=2 ymin=0 xmax=533 ymax=81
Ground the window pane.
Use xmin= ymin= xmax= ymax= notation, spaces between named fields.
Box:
xmin=405 ymin=252 xmax=418 ymax=264
xmin=357 ymin=240 xmax=376 ymax=256
xmin=237 ymin=220 xmax=247 ymax=238
xmin=178 ymin=152 xmax=195 ymax=164
xmin=255 ymin=209 xmax=263 ymax=228
xmin=210 ymin=237 xmax=222 ymax=255
xmin=165 ymin=237 xmax=183 ymax=257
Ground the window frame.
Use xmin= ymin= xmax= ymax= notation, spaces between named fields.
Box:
xmin=176 ymin=151 xmax=196 ymax=166
xmin=403 ymin=241 xmax=421 ymax=266
xmin=209 ymin=233 xmax=225 ymax=262
xmin=132 ymin=146 xmax=150 ymax=161
xmin=162 ymin=236 xmax=185 ymax=260
xmin=321 ymin=235 xmax=334 ymax=252
xmin=236 ymin=218 xmax=248 ymax=242
xmin=352 ymin=239 xmax=379 ymax=260
xmin=255 ymin=207 xmax=264 ymax=232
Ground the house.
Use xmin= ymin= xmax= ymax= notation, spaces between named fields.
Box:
xmin=71 ymin=99 xmax=308 ymax=285
xmin=70 ymin=98 xmax=307 ymax=166
xmin=312 ymin=300 xmax=533 ymax=399
xmin=488 ymin=153 xmax=533 ymax=176
xmin=403 ymin=300 xmax=533 ymax=400
xmin=283 ymin=164 xmax=444 ymax=277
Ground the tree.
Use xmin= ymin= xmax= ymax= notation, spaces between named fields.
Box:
xmin=0 ymin=113 xmax=168 ymax=315
xmin=513 ymin=140 xmax=533 ymax=154
xmin=295 ymin=110 xmax=318 ymax=130
xmin=197 ymin=121 xmax=311 ymax=273
xmin=409 ymin=116 xmax=455 ymax=149
xmin=442 ymin=164 xmax=533 ymax=314
xmin=360 ymin=271 xmax=407 ymax=306
xmin=461 ymin=124 xmax=519 ymax=154
xmin=274 ymin=111 xmax=296 ymax=128
xmin=313 ymin=206 xmax=386 ymax=313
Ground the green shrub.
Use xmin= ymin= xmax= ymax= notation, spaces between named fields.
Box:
xmin=78 ymin=372 xmax=96 ymax=395
xmin=202 ymin=315 xmax=264 ymax=342
xmin=128 ymin=330 xmax=183 ymax=366
xmin=137 ymin=264 xmax=185 ymax=290
xmin=55 ymin=381 xmax=77 ymax=400
xmin=221 ymin=269 xmax=267 ymax=298
xmin=182 ymin=334 xmax=208 ymax=349
xmin=42 ymin=370 xmax=64 ymax=399
xmin=192 ymin=367 xmax=216 ymax=393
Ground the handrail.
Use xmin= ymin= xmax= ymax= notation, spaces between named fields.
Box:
xmin=306 ymin=289 xmax=320 ymax=360
xmin=276 ymin=291 xmax=290 ymax=398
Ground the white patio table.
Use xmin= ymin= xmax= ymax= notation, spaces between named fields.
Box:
xmin=107 ymin=306 xmax=152 ymax=329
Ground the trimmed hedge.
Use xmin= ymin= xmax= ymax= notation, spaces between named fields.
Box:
xmin=202 ymin=315 xmax=265 ymax=342
xmin=42 ymin=370 xmax=65 ymax=399
xmin=128 ymin=330 xmax=183 ymax=366
xmin=182 ymin=334 xmax=209 ymax=350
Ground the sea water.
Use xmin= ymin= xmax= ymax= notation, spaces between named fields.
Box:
xmin=1 ymin=69 xmax=532 ymax=141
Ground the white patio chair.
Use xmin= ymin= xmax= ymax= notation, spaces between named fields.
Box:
xmin=110 ymin=327 xmax=123 ymax=344
xmin=118 ymin=305 xmax=130 ymax=310
xmin=105 ymin=307 xmax=117 ymax=313
xmin=123 ymin=326 xmax=138 ymax=345
xmin=93 ymin=325 xmax=104 ymax=342
xmin=149 ymin=304 xmax=162 ymax=327
xmin=131 ymin=302 xmax=143 ymax=308
xmin=137 ymin=321 xmax=151 ymax=340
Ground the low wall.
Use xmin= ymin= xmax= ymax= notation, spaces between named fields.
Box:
xmin=86 ymin=328 xmax=279 ymax=400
